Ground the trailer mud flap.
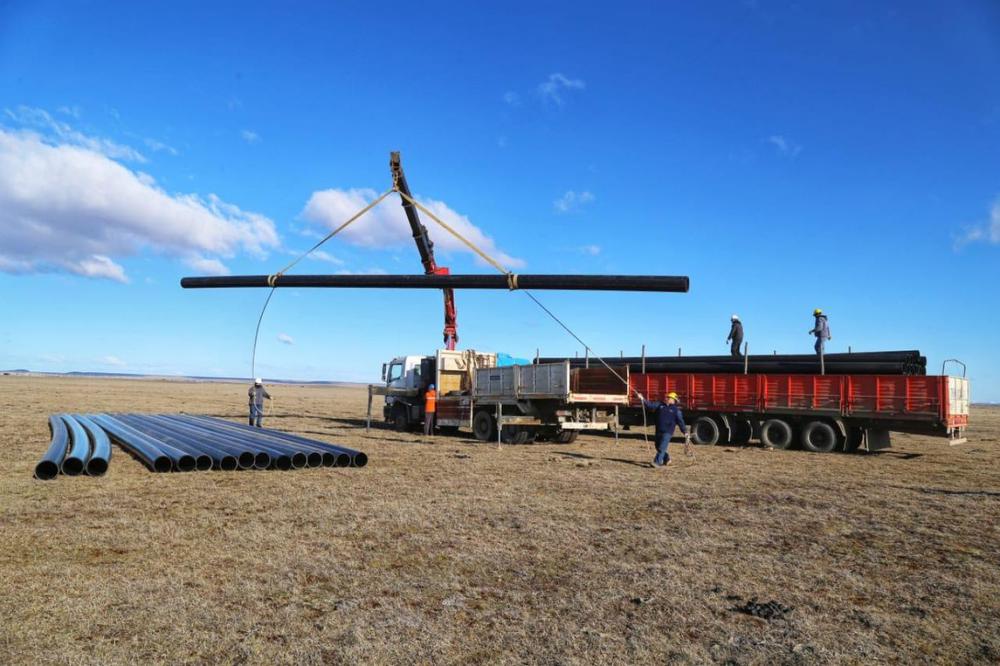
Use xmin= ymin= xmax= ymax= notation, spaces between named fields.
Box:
xmin=866 ymin=428 xmax=891 ymax=452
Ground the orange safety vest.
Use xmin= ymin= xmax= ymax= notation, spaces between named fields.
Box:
xmin=424 ymin=388 xmax=437 ymax=413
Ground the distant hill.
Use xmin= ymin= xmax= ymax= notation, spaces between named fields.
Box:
xmin=1 ymin=369 xmax=367 ymax=386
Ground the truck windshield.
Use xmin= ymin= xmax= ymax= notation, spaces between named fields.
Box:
xmin=387 ymin=363 xmax=403 ymax=383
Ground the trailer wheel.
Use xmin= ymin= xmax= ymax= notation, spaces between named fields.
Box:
xmin=727 ymin=417 xmax=754 ymax=445
xmin=760 ymin=419 xmax=794 ymax=449
xmin=472 ymin=410 xmax=496 ymax=442
xmin=843 ymin=427 xmax=864 ymax=453
xmin=691 ymin=417 xmax=721 ymax=446
xmin=801 ymin=421 xmax=840 ymax=453
xmin=392 ymin=404 xmax=410 ymax=432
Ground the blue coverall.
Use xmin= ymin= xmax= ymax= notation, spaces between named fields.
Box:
xmin=642 ymin=399 xmax=687 ymax=466
xmin=810 ymin=314 xmax=831 ymax=356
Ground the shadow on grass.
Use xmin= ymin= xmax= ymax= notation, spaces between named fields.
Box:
xmin=557 ymin=450 xmax=650 ymax=469
xmin=865 ymin=451 xmax=924 ymax=460
xmin=891 ymin=485 xmax=1000 ymax=497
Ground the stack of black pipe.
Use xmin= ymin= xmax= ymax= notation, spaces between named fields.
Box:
xmin=33 ymin=414 xmax=366 ymax=478
xmin=536 ymin=350 xmax=927 ymax=376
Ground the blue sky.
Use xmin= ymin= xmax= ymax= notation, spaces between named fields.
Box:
xmin=1 ymin=1 xmax=998 ymax=398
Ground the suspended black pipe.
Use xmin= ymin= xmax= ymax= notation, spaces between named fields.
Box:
xmin=61 ymin=414 xmax=91 ymax=476
xmin=118 ymin=415 xmax=230 ymax=471
xmin=91 ymin=415 xmax=172 ymax=473
xmin=149 ymin=415 xmax=259 ymax=469
xmin=77 ymin=415 xmax=112 ymax=476
xmin=186 ymin=415 xmax=365 ymax=467
xmin=34 ymin=415 xmax=70 ymax=480
xmin=180 ymin=273 xmax=690 ymax=293
xmin=540 ymin=351 xmax=926 ymax=365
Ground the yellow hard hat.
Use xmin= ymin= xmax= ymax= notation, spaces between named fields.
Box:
xmin=667 ymin=392 xmax=679 ymax=400
xmin=813 ymin=308 xmax=823 ymax=315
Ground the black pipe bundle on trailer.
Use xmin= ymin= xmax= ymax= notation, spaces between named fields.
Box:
xmin=181 ymin=273 xmax=691 ymax=293
xmin=536 ymin=350 xmax=927 ymax=376
xmin=76 ymin=415 xmax=111 ymax=476
xmin=34 ymin=415 xmax=70 ymax=480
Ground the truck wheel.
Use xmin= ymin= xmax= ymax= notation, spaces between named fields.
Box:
xmin=843 ymin=427 xmax=864 ymax=453
xmin=800 ymin=421 xmax=840 ymax=453
xmin=760 ymin=419 xmax=794 ymax=449
xmin=522 ymin=428 xmax=538 ymax=444
xmin=501 ymin=427 xmax=529 ymax=444
xmin=392 ymin=404 xmax=410 ymax=432
xmin=691 ymin=417 xmax=720 ymax=445
xmin=727 ymin=417 xmax=753 ymax=445
xmin=472 ymin=410 xmax=496 ymax=442
xmin=554 ymin=430 xmax=578 ymax=444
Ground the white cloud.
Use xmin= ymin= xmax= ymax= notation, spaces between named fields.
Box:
xmin=0 ymin=128 xmax=279 ymax=282
xmin=503 ymin=91 xmax=521 ymax=106
xmin=185 ymin=255 xmax=231 ymax=276
xmin=57 ymin=105 xmax=81 ymax=118
xmin=302 ymin=188 xmax=525 ymax=269
xmin=102 ymin=355 xmax=126 ymax=367
xmin=308 ymin=250 xmax=344 ymax=265
xmin=554 ymin=190 xmax=595 ymax=213
xmin=538 ymin=73 xmax=585 ymax=105
xmin=241 ymin=129 xmax=260 ymax=144
xmin=767 ymin=135 xmax=802 ymax=157
xmin=144 ymin=137 xmax=178 ymax=156
xmin=955 ymin=199 xmax=1000 ymax=249
xmin=578 ymin=244 xmax=601 ymax=256
xmin=5 ymin=105 xmax=146 ymax=162
xmin=277 ymin=333 xmax=294 ymax=345
xmin=334 ymin=267 xmax=388 ymax=275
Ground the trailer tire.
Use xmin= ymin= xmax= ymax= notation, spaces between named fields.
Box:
xmin=801 ymin=420 xmax=840 ymax=453
xmin=472 ymin=410 xmax=496 ymax=442
xmin=392 ymin=404 xmax=410 ymax=432
xmin=761 ymin=419 xmax=794 ymax=449
xmin=727 ymin=417 xmax=754 ymax=445
xmin=691 ymin=416 xmax=721 ymax=446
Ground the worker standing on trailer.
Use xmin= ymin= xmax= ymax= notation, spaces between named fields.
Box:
xmin=636 ymin=391 xmax=687 ymax=469
xmin=727 ymin=314 xmax=744 ymax=358
xmin=808 ymin=309 xmax=832 ymax=356
xmin=248 ymin=378 xmax=271 ymax=427
xmin=423 ymin=384 xmax=437 ymax=436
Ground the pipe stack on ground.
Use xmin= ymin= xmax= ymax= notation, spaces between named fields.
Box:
xmin=33 ymin=414 xmax=366 ymax=479
xmin=536 ymin=350 xmax=927 ymax=376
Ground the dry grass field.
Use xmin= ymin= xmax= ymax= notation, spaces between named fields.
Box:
xmin=1 ymin=375 xmax=998 ymax=664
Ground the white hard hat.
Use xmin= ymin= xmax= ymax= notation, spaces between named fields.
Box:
xmin=731 ymin=314 xmax=739 ymax=321
xmin=254 ymin=377 xmax=262 ymax=384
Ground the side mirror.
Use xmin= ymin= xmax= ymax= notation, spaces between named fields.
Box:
xmin=381 ymin=363 xmax=387 ymax=381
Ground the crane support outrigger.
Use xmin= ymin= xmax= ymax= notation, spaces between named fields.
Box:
xmin=390 ymin=151 xmax=459 ymax=350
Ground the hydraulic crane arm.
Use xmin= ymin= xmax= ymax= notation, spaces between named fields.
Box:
xmin=390 ymin=151 xmax=459 ymax=350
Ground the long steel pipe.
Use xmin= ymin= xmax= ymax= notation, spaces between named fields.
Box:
xmin=119 ymin=415 xmax=229 ymax=471
xmin=91 ymin=414 xmax=173 ymax=472
xmin=35 ymin=415 xmax=70 ymax=480
xmin=182 ymin=415 xmax=345 ymax=467
xmin=180 ymin=273 xmax=690 ymax=293
xmin=148 ymin=415 xmax=260 ymax=469
xmin=76 ymin=415 xmax=112 ymax=476
xmin=61 ymin=414 xmax=91 ymax=476
xmin=184 ymin=415 xmax=365 ymax=467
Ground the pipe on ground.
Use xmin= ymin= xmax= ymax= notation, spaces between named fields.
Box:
xmin=91 ymin=415 xmax=180 ymax=472
xmin=147 ymin=415 xmax=258 ymax=469
xmin=60 ymin=414 xmax=91 ymax=476
xmin=34 ymin=415 xmax=70 ymax=480
xmin=76 ymin=415 xmax=112 ymax=476
xmin=118 ymin=415 xmax=231 ymax=471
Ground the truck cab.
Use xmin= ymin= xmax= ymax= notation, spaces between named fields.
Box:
xmin=382 ymin=355 xmax=429 ymax=402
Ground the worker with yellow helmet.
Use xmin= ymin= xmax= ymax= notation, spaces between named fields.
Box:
xmin=808 ymin=308 xmax=832 ymax=356
xmin=634 ymin=389 xmax=687 ymax=469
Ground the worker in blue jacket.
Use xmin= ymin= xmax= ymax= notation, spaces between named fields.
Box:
xmin=808 ymin=309 xmax=832 ymax=356
xmin=636 ymin=391 xmax=687 ymax=469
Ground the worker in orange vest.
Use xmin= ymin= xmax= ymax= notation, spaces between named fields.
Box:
xmin=423 ymin=384 xmax=437 ymax=436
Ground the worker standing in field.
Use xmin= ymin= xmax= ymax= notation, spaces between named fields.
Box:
xmin=727 ymin=314 xmax=744 ymax=358
xmin=635 ymin=391 xmax=687 ymax=469
xmin=423 ymin=384 xmax=437 ymax=436
xmin=247 ymin=378 xmax=271 ymax=427
xmin=808 ymin=309 xmax=832 ymax=356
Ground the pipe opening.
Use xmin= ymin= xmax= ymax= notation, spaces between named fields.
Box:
xmin=153 ymin=456 xmax=172 ymax=473
xmin=86 ymin=458 xmax=109 ymax=476
xmin=237 ymin=452 xmax=256 ymax=469
xmin=62 ymin=458 xmax=84 ymax=476
xmin=320 ymin=452 xmax=337 ymax=467
xmin=305 ymin=451 xmax=323 ymax=467
xmin=195 ymin=455 xmax=213 ymax=471
xmin=352 ymin=452 xmax=368 ymax=468
xmin=176 ymin=455 xmax=197 ymax=472
xmin=253 ymin=452 xmax=271 ymax=469
xmin=273 ymin=455 xmax=292 ymax=471
xmin=335 ymin=453 xmax=351 ymax=467
xmin=290 ymin=452 xmax=307 ymax=469
xmin=34 ymin=460 xmax=59 ymax=480
xmin=219 ymin=456 xmax=238 ymax=471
